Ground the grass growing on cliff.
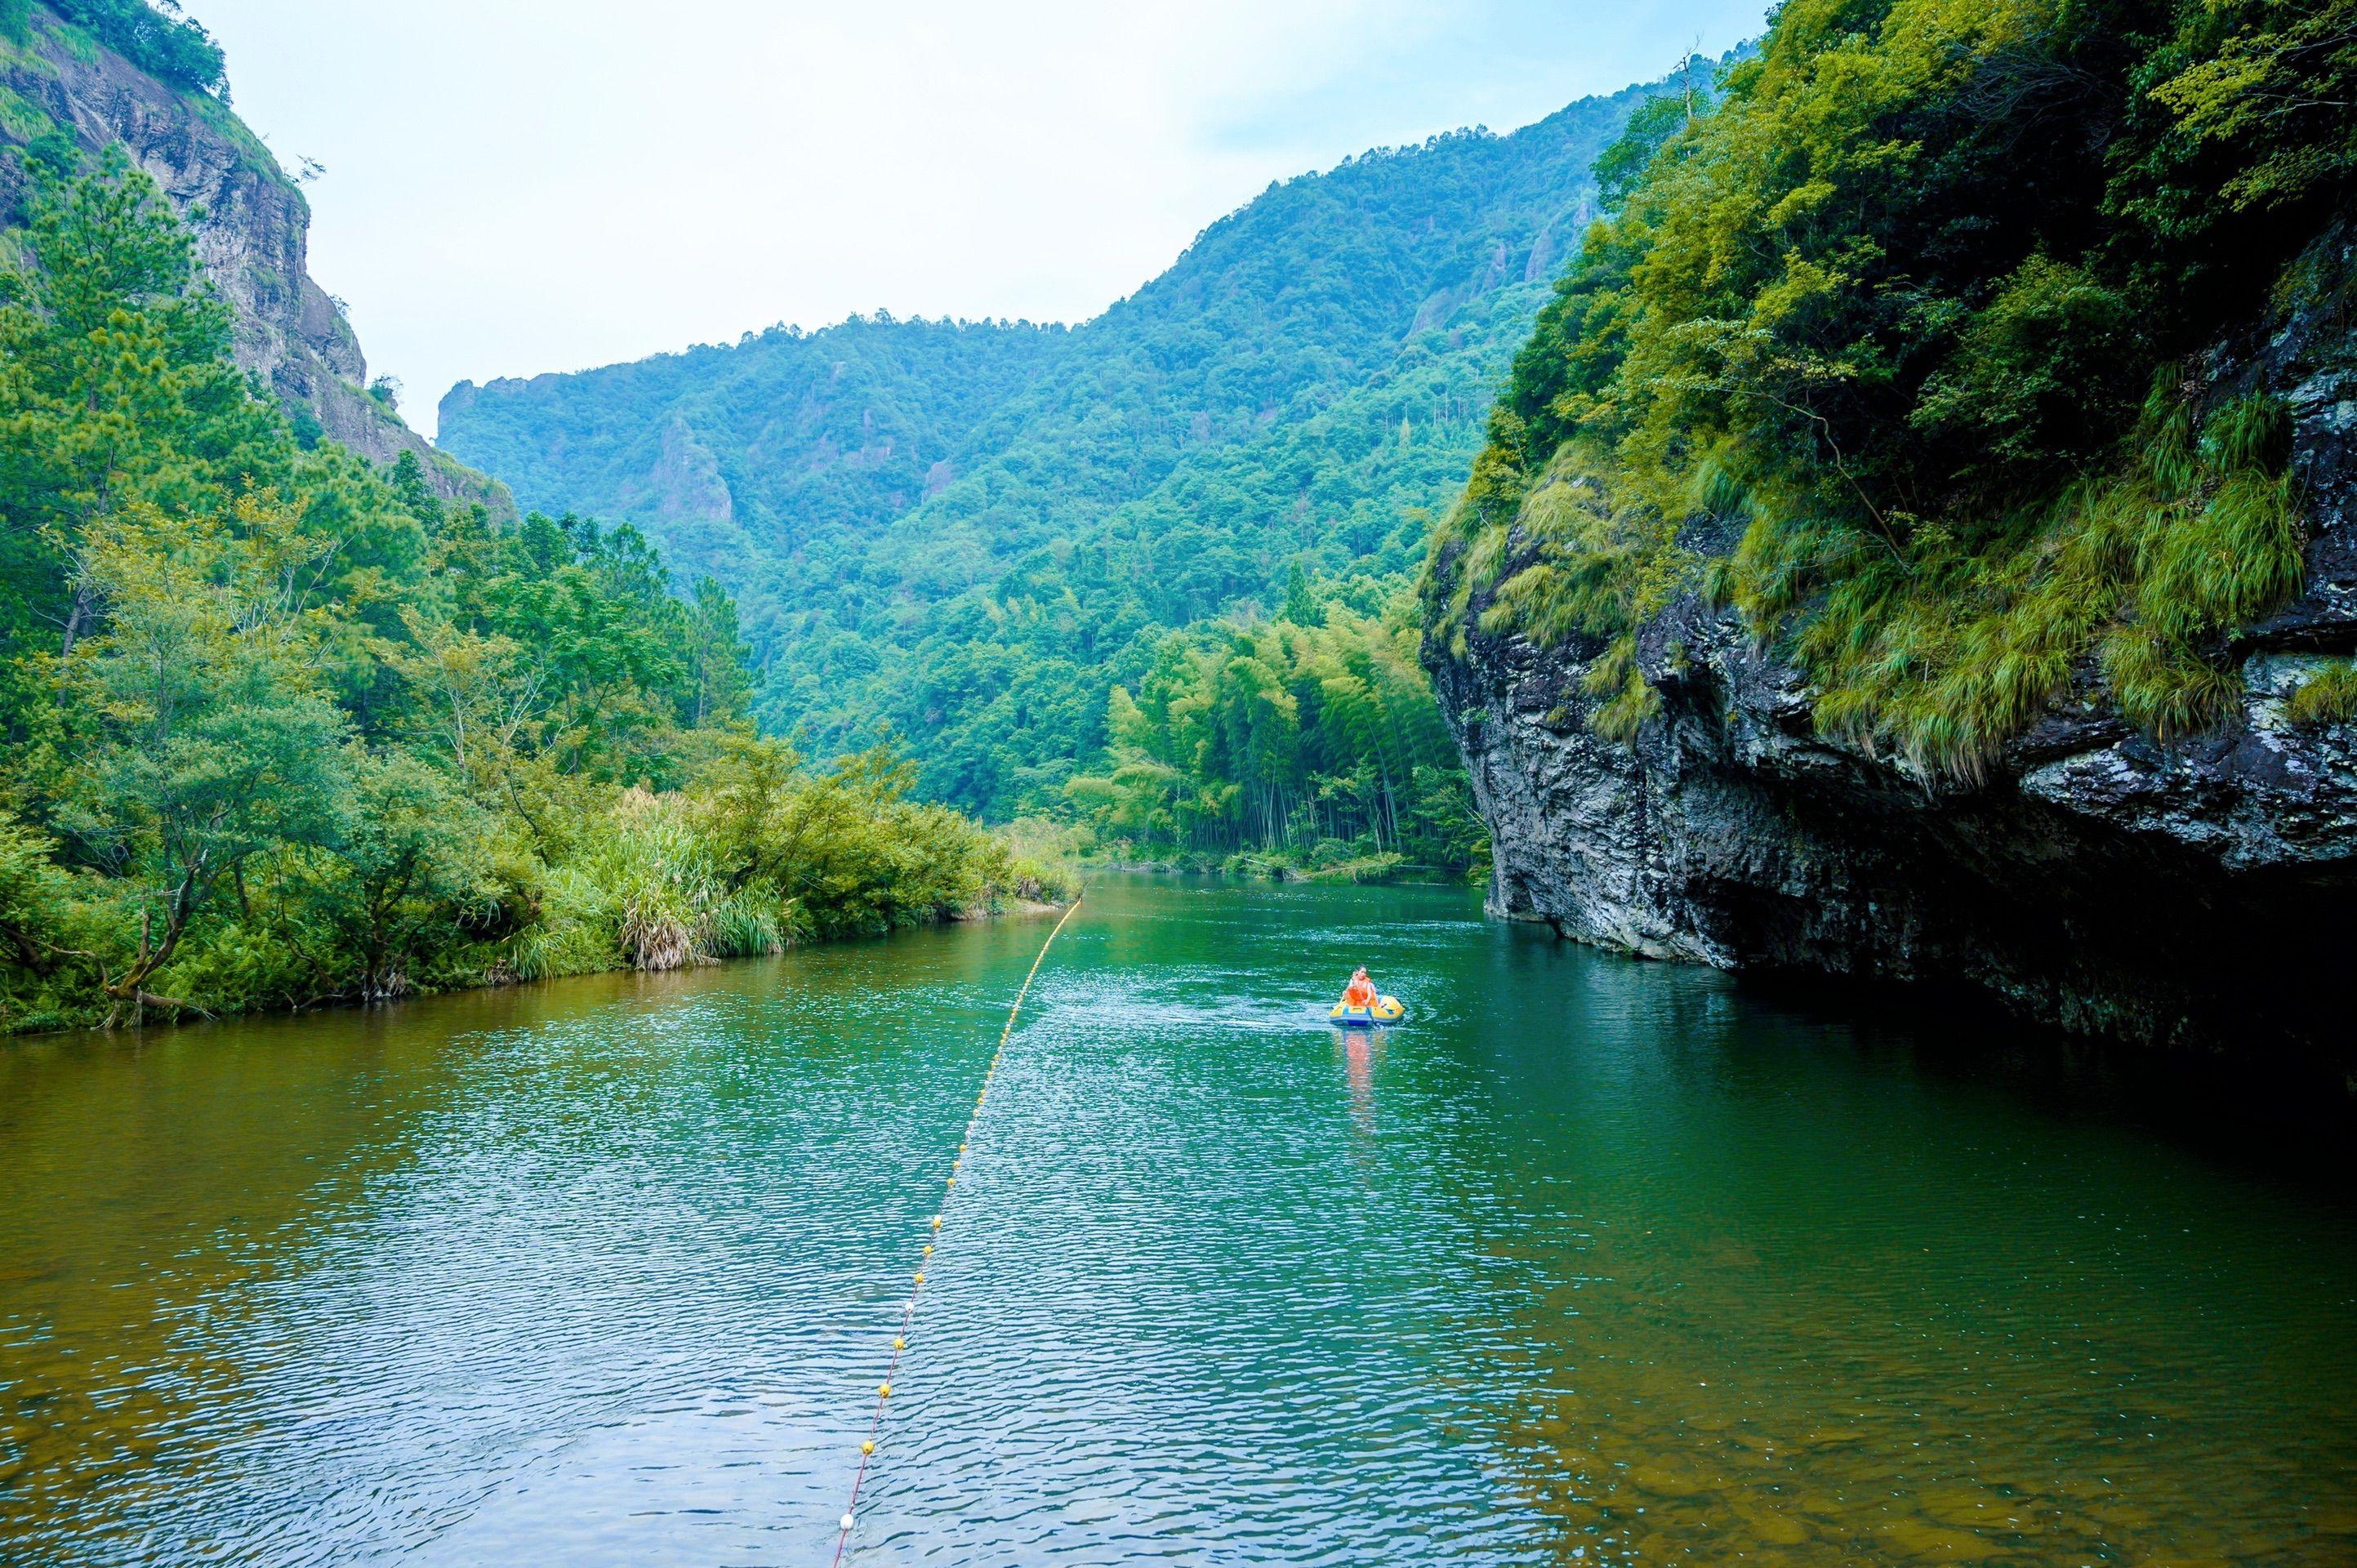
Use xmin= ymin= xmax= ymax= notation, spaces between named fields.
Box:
xmin=1582 ymin=635 xmax=1661 ymax=742
xmin=1727 ymin=386 xmax=2302 ymax=773
xmin=1467 ymin=454 xmax=1694 ymax=648
xmin=2286 ymin=661 xmax=2357 ymax=726
xmin=1421 ymin=0 xmax=2343 ymax=770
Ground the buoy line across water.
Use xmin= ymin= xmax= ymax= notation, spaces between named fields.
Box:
xmin=829 ymin=890 xmax=1084 ymax=1564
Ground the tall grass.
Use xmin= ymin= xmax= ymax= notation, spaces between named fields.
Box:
xmin=2287 ymin=660 xmax=2357 ymax=726
xmin=1751 ymin=388 xmax=2306 ymax=772
xmin=504 ymin=791 xmax=791 ymax=980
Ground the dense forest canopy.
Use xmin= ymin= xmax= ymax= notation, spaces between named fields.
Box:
xmin=1426 ymin=0 xmax=2355 ymax=771
xmin=440 ymin=68 xmax=1716 ymax=827
xmin=0 ymin=156 xmax=1054 ymax=1031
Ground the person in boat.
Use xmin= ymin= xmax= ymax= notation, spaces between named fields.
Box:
xmin=1341 ymin=966 xmax=1378 ymax=1011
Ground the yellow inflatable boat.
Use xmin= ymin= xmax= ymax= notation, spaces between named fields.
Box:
xmin=1330 ymin=994 xmax=1406 ymax=1026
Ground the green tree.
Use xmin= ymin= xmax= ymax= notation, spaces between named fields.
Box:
xmin=0 ymin=159 xmax=1049 ymax=1032
xmin=47 ymin=0 xmax=229 ymax=96
xmin=308 ymin=751 xmax=503 ymax=1000
xmin=1063 ymin=590 xmax=1481 ymax=875
xmin=55 ymin=497 xmax=356 ymax=1022
xmin=0 ymin=151 xmax=279 ymax=673
xmin=1278 ymin=562 xmax=1320 ymax=626
xmin=686 ymin=574 xmax=753 ymax=726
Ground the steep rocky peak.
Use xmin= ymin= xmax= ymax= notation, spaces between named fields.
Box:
xmin=0 ymin=2 xmax=504 ymax=510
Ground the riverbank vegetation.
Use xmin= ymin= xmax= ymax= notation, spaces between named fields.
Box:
xmin=1061 ymin=588 xmax=1487 ymax=880
xmin=0 ymin=157 xmax=1060 ymax=1032
xmin=1424 ymin=0 xmax=2352 ymax=775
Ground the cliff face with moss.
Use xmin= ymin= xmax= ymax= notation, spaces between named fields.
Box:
xmin=1432 ymin=242 xmax=2355 ymax=1070
xmin=1420 ymin=0 xmax=2357 ymax=1079
xmin=0 ymin=0 xmax=500 ymax=507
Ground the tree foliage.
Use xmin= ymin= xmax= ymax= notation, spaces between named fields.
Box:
xmin=1425 ymin=0 xmax=2350 ymax=774
xmin=25 ymin=1 xmax=229 ymax=96
xmin=0 ymin=158 xmax=1051 ymax=1031
xmin=1063 ymin=591 xmax=1486 ymax=880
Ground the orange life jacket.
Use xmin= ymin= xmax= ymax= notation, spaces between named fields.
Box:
xmin=1344 ymin=976 xmax=1375 ymax=1007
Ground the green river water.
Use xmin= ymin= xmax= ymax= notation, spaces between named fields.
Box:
xmin=2 ymin=875 xmax=2352 ymax=1566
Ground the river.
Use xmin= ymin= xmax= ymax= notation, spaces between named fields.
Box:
xmin=2 ymin=875 xmax=2352 ymax=1565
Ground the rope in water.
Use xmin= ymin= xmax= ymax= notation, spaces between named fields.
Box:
xmin=828 ymin=891 xmax=1083 ymax=1565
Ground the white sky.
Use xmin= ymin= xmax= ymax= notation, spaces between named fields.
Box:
xmin=179 ymin=1 xmax=1767 ymax=437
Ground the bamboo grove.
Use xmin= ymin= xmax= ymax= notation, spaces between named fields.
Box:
xmin=1063 ymin=590 xmax=1486 ymax=879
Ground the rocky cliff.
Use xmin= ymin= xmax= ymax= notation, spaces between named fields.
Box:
xmin=1428 ymin=231 xmax=2357 ymax=1085
xmin=0 ymin=2 xmax=503 ymax=510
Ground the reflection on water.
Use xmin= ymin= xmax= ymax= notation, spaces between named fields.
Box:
xmin=2 ymin=876 xmax=2352 ymax=1565
xmin=1335 ymin=1026 xmax=1384 ymax=1133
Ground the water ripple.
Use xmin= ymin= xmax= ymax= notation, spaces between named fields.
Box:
xmin=1 ymin=879 xmax=2352 ymax=1565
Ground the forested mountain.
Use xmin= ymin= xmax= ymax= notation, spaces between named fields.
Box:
xmin=435 ymin=317 xmax=1068 ymax=595
xmin=441 ymin=68 xmax=1696 ymax=820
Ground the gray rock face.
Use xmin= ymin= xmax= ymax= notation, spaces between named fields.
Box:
xmin=0 ymin=4 xmax=505 ymax=510
xmin=1429 ymin=238 xmax=2357 ymax=1080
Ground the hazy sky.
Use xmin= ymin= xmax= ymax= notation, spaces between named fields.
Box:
xmin=180 ymin=2 xmax=1767 ymax=436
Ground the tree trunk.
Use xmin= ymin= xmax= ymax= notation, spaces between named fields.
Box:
xmin=59 ymin=580 xmax=94 ymax=658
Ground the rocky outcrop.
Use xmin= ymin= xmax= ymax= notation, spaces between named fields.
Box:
xmin=0 ymin=3 xmax=506 ymax=512
xmin=1429 ymin=234 xmax=2357 ymax=1085
xmin=623 ymin=416 xmax=736 ymax=528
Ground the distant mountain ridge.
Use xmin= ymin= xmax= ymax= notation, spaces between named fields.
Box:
xmin=439 ymin=314 xmax=1067 ymax=609
xmin=439 ymin=65 xmax=1709 ymax=815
